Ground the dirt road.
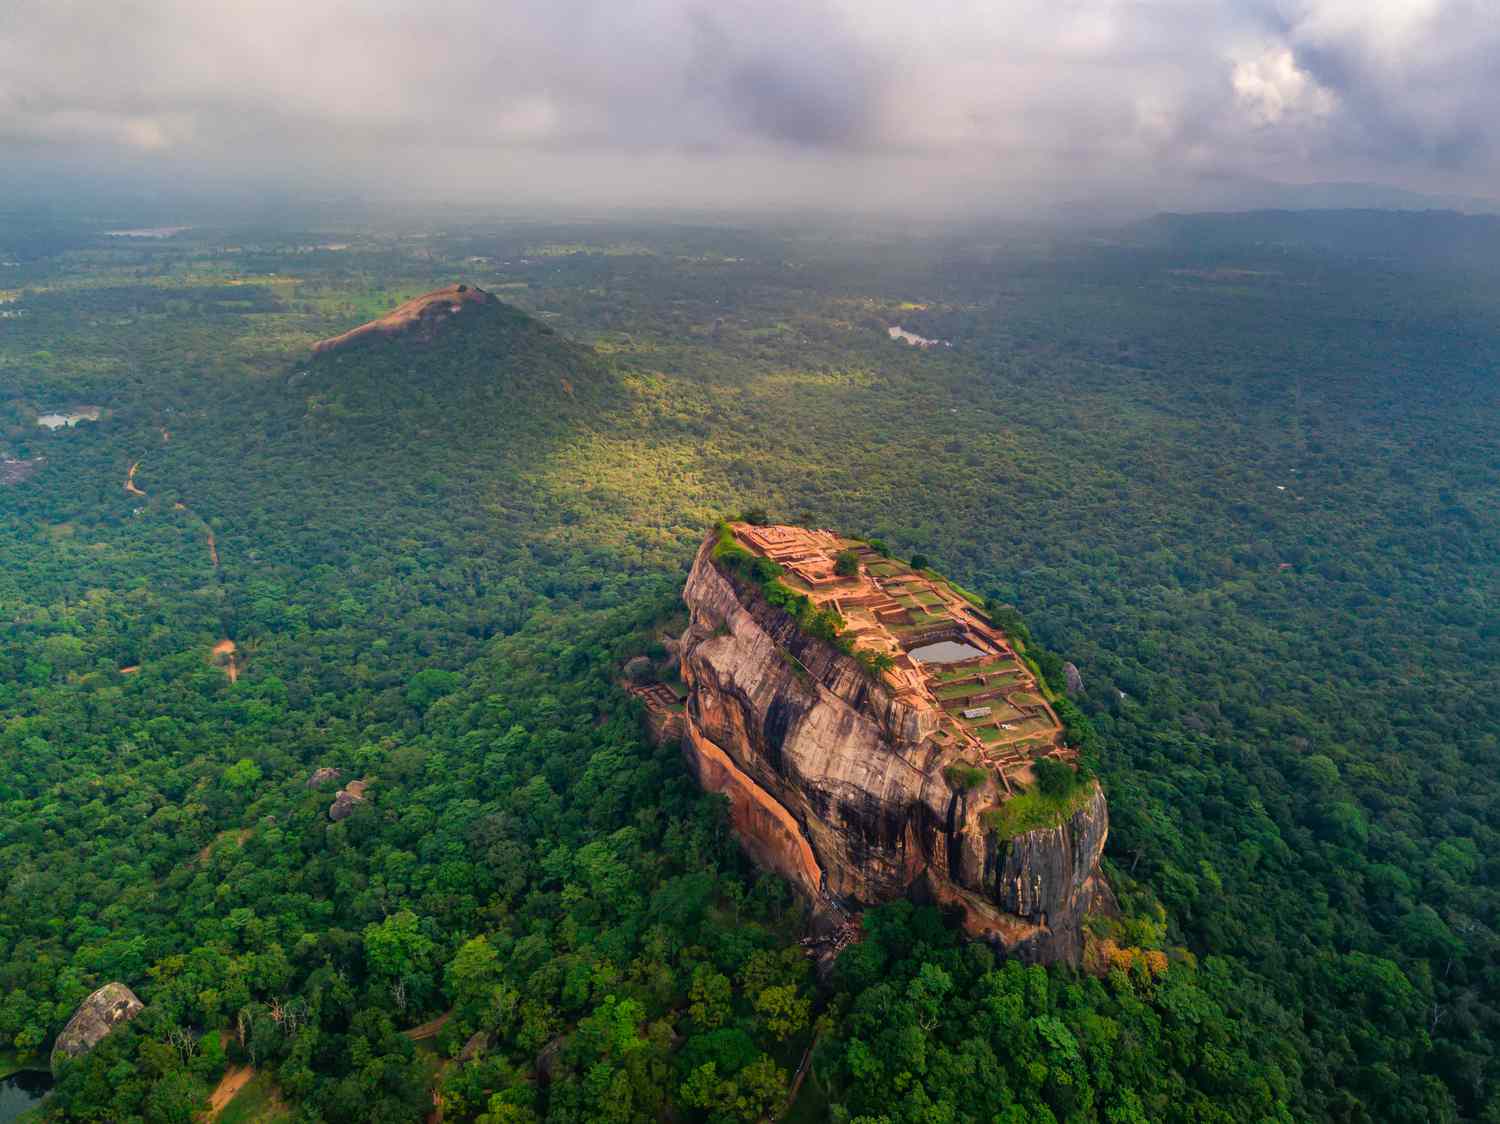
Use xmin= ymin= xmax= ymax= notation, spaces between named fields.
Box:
xmin=203 ymin=1065 xmax=254 ymax=1120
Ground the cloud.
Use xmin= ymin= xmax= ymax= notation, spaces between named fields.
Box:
xmin=1233 ymin=47 xmax=1337 ymax=126
xmin=1 ymin=0 xmax=1497 ymax=214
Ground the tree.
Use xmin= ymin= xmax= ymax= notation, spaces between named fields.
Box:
xmin=753 ymin=984 xmax=809 ymax=1041
xmin=834 ymin=550 xmax=860 ymax=578
xmin=223 ymin=759 xmax=262 ymax=789
xmin=688 ymin=965 xmax=732 ymax=1030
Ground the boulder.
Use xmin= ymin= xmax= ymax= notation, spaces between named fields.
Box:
xmin=623 ymin=655 xmax=654 ymax=684
xmin=51 ymin=983 xmax=144 ymax=1071
xmin=329 ymin=780 xmax=368 ymax=821
xmin=1063 ymin=662 xmax=1084 ymax=695
xmin=307 ymin=766 xmax=342 ymax=788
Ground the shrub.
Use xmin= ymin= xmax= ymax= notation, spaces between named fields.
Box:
xmin=1034 ymin=757 xmax=1078 ymax=798
xmin=943 ymin=763 xmax=989 ymax=791
xmin=834 ymin=549 xmax=860 ymax=577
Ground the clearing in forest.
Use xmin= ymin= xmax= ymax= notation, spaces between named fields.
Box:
xmin=202 ymin=1065 xmax=254 ymax=1121
xmin=210 ymin=639 xmax=239 ymax=683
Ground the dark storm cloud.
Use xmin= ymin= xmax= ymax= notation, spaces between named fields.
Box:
xmin=2 ymin=0 xmax=1498 ymax=213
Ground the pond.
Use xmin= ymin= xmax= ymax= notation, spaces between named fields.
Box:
xmin=0 ymin=1070 xmax=52 ymax=1122
xmin=909 ymin=640 xmax=988 ymax=664
xmin=36 ymin=407 xmax=100 ymax=429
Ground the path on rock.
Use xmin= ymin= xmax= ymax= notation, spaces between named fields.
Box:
xmin=202 ymin=1064 xmax=254 ymax=1121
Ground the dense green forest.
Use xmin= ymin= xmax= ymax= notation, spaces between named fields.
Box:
xmin=0 ymin=209 xmax=1497 ymax=1122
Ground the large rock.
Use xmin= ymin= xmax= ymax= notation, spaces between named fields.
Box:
xmin=307 ymin=766 xmax=343 ymax=788
xmin=51 ymin=983 xmax=144 ymax=1071
xmin=677 ymin=533 xmax=1109 ymax=964
xmin=329 ymin=779 xmax=369 ymax=821
xmin=1063 ymin=662 xmax=1085 ymax=695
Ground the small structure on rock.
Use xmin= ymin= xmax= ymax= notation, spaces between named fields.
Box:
xmin=51 ymin=982 xmax=144 ymax=1071
xmin=307 ymin=766 xmax=343 ymax=788
xmin=329 ymin=779 xmax=369 ymax=821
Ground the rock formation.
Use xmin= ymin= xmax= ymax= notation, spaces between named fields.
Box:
xmin=329 ymin=779 xmax=369 ymax=821
xmin=676 ymin=525 xmax=1110 ymax=964
xmin=1063 ymin=661 xmax=1085 ymax=695
xmin=311 ymin=284 xmax=497 ymax=355
xmin=51 ymin=982 xmax=144 ymax=1071
xmin=307 ymin=766 xmax=342 ymax=788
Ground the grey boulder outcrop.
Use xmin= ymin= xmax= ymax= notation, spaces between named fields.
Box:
xmin=1063 ymin=661 xmax=1085 ymax=695
xmin=51 ymin=982 xmax=144 ymax=1071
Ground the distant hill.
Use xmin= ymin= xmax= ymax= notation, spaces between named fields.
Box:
xmin=300 ymin=282 xmax=611 ymax=436
xmin=1139 ymin=208 xmax=1500 ymax=270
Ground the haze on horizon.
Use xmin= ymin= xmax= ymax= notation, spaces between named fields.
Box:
xmin=3 ymin=0 xmax=1498 ymax=220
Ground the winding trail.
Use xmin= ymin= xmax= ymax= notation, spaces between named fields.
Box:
xmin=124 ymin=461 xmax=145 ymax=496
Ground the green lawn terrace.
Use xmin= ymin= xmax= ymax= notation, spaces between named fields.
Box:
xmin=726 ymin=523 xmax=1072 ymax=796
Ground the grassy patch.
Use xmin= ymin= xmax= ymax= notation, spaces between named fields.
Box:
xmin=218 ymin=1072 xmax=291 ymax=1124
xmin=935 ymin=681 xmax=990 ymax=701
xmin=982 ymin=782 xmax=1095 ymax=838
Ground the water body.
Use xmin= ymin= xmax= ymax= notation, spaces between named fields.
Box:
xmin=36 ymin=408 xmax=100 ymax=429
xmin=909 ymin=640 xmax=988 ymax=664
xmin=0 ymin=1070 xmax=53 ymax=1122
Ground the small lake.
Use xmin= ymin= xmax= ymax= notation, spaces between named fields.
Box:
xmin=36 ymin=408 xmax=100 ymax=429
xmin=910 ymin=640 xmax=988 ymax=664
xmin=0 ymin=1070 xmax=52 ymax=1122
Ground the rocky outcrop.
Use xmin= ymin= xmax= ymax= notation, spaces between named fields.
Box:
xmin=51 ymin=982 xmax=144 ymax=1071
xmin=329 ymin=779 xmax=369 ymax=821
xmin=307 ymin=766 xmax=342 ymax=788
xmin=1063 ymin=662 xmax=1085 ymax=695
xmin=311 ymin=284 xmax=497 ymax=355
xmin=677 ymin=534 xmax=1109 ymax=964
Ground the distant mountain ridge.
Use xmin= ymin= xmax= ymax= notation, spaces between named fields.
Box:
xmin=1140 ymin=208 xmax=1500 ymax=269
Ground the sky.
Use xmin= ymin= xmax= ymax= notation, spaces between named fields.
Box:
xmin=3 ymin=0 xmax=1497 ymax=218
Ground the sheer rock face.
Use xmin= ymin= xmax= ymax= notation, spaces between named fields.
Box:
xmin=51 ymin=982 xmax=144 ymax=1071
xmin=678 ymin=534 xmax=1109 ymax=964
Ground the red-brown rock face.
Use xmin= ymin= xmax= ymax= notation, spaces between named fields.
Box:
xmin=311 ymin=284 xmax=496 ymax=355
xmin=678 ymin=533 xmax=1110 ymax=964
